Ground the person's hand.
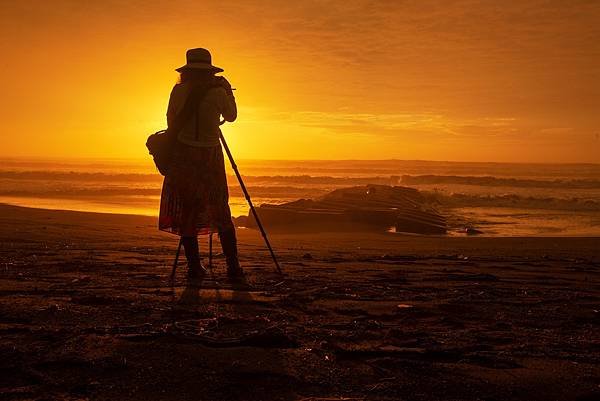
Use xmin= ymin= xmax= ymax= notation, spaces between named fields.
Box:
xmin=214 ymin=76 xmax=232 ymax=92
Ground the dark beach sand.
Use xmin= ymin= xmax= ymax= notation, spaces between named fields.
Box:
xmin=0 ymin=204 xmax=598 ymax=401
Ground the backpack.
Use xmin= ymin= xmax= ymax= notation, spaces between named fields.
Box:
xmin=146 ymin=84 xmax=213 ymax=176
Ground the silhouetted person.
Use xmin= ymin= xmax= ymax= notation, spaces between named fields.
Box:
xmin=158 ymin=48 xmax=242 ymax=279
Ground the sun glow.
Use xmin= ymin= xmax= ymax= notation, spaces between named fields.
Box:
xmin=0 ymin=1 xmax=598 ymax=163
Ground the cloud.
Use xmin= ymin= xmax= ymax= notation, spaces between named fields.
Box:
xmin=1 ymin=0 xmax=599 ymax=161
xmin=250 ymin=108 xmax=523 ymax=140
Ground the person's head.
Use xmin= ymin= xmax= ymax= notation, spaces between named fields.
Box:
xmin=175 ymin=48 xmax=223 ymax=84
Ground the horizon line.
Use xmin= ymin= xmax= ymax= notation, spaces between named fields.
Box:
xmin=1 ymin=155 xmax=599 ymax=166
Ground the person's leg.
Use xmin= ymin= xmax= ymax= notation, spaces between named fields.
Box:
xmin=213 ymin=147 xmax=242 ymax=277
xmin=181 ymin=235 xmax=205 ymax=277
xmin=219 ymin=225 xmax=243 ymax=277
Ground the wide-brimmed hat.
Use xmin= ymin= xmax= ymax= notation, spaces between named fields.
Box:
xmin=176 ymin=48 xmax=223 ymax=73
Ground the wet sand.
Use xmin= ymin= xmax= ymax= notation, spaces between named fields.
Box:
xmin=0 ymin=204 xmax=599 ymax=401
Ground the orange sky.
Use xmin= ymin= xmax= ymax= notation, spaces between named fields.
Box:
xmin=1 ymin=0 xmax=599 ymax=162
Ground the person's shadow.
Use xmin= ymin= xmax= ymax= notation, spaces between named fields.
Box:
xmin=177 ymin=272 xmax=205 ymax=305
xmin=172 ymin=253 xmax=294 ymax=399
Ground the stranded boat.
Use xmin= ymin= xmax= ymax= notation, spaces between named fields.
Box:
xmin=235 ymin=185 xmax=447 ymax=235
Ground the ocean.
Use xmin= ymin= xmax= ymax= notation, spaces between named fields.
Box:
xmin=1 ymin=158 xmax=599 ymax=236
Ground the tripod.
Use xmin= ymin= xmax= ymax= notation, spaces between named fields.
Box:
xmin=169 ymin=128 xmax=283 ymax=283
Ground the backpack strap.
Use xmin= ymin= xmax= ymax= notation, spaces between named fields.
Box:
xmin=166 ymin=84 xmax=215 ymax=141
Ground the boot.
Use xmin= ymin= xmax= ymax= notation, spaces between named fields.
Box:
xmin=219 ymin=228 xmax=243 ymax=278
xmin=182 ymin=236 xmax=206 ymax=278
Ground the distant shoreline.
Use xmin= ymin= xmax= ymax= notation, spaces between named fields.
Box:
xmin=2 ymin=156 xmax=599 ymax=166
xmin=2 ymin=203 xmax=599 ymax=239
xmin=0 ymin=202 xmax=157 ymax=221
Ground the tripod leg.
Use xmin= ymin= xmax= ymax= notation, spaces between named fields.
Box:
xmin=208 ymin=232 xmax=213 ymax=269
xmin=170 ymin=238 xmax=182 ymax=284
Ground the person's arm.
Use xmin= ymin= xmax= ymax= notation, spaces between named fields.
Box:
xmin=221 ymin=88 xmax=237 ymax=122
xmin=215 ymin=77 xmax=237 ymax=122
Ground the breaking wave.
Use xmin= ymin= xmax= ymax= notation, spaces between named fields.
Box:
xmin=0 ymin=186 xmax=327 ymax=200
xmin=3 ymin=170 xmax=600 ymax=189
xmin=401 ymin=175 xmax=600 ymax=189
xmin=1 ymin=186 xmax=598 ymax=212
xmin=425 ymin=192 xmax=600 ymax=212
xmin=0 ymin=170 xmax=400 ymax=186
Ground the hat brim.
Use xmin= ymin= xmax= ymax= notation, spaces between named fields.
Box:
xmin=175 ymin=63 xmax=224 ymax=73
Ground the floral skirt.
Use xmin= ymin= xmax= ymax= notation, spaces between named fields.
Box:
xmin=159 ymin=143 xmax=234 ymax=237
